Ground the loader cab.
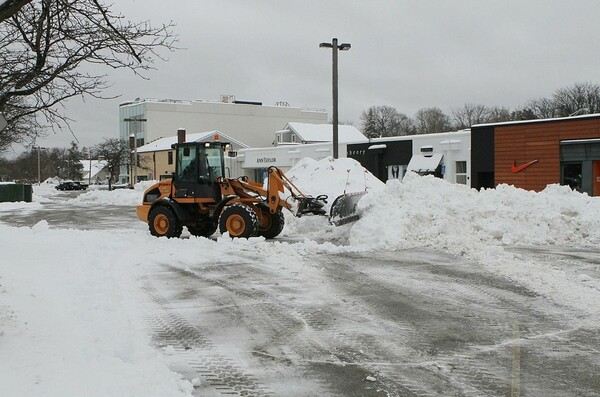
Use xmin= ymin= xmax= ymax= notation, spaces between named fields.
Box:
xmin=173 ymin=141 xmax=226 ymax=201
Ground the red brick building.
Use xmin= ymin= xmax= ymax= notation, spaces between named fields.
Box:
xmin=471 ymin=115 xmax=600 ymax=196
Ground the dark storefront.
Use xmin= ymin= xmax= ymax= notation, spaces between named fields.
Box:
xmin=347 ymin=140 xmax=413 ymax=182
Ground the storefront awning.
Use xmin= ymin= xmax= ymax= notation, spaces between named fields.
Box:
xmin=406 ymin=153 xmax=443 ymax=173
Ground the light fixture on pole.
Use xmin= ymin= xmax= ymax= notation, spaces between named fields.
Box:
xmin=319 ymin=38 xmax=351 ymax=159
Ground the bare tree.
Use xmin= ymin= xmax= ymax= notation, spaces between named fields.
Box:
xmin=518 ymin=97 xmax=560 ymax=119
xmin=451 ymin=103 xmax=490 ymax=129
xmin=0 ymin=0 xmax=177 ymax=150
xmin=93 ymin=138 xmax=128 ymax=191
xmin=552 ymin=82 xmax=600 ymax=117
xmin=451 ymin=104 xmax=514 ymax=128
xmin=414 ymin=107 xmax=451 ymax=134
xmin=486 ymin=106 xmax=513 ymax=123
xmin=360 ymin=105 xmax=415 ymax=138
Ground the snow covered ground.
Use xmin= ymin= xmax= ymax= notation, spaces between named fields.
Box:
xmin=1 ymin=156 xmax=600 ymax=396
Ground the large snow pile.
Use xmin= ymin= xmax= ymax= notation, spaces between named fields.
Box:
xmin=350 ymin=172 xmax=600 ymax=251
xmin=285 ymin=157 xmax=385 ymax=210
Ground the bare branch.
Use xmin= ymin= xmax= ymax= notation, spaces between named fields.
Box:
xmin=0 ymin=0 xmax=178 ymax=150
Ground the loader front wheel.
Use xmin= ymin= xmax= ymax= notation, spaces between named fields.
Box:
xmin=149 ymin=206 xmax=182 ymax=238
xmin=219 ymin=204 xmax=258 ymax=238
xmin=258 ymin=211 xmax=285 ymax=239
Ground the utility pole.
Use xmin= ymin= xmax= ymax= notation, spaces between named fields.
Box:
xmin=37 ymin=145 xmax=41 ymax=185
xmin=124 ymin=117 xmax=147 ymax=187
xmin=320 ymin=38 xmax=351 ymax=159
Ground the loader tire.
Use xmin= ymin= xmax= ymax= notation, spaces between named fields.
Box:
xmin=258 ymin=211 xmax=285 ymax=239
xmin=187 ymin=221 xmax=217 ymax=238
xmin=149 ymin=206 xmax=182 ymax=238
xmin=219 ymin=204 xmax=258 ymax=239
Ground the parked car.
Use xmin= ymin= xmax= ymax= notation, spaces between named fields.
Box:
xmin=55 ymin=181 xmax=88 ymax=191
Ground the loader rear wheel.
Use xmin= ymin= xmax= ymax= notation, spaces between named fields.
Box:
xmin=258 ymin=211 xmax=285 ymax=239
xmin=187 ymin=221 xmax=217 ymax=238
xmin=219 ymin=204 xmax=258 ymax=238
xmin=149 ymin=206 xmax=182 ymax=238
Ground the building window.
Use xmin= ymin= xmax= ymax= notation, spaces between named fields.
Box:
xmin=455 ymin=161 xmax=467 ymax=185
xmin=168 ymin=151 xmax=173 ymax=165
xmin=291 ymin=134 xmax=296 ymax=143
xmin=561 ymin=162 xmax=582 ymax=191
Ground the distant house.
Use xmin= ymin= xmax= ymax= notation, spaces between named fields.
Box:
xmin=80 ymin=160 xmax=110 ymax=184
xmin=135 ymin=130 xmax=249 ymax=181
xmin=273 ymin=122 xmax=367 ymax=146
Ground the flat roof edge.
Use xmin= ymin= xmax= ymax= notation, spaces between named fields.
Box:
xmin=472 ymin=113 xmax=600 ymax=128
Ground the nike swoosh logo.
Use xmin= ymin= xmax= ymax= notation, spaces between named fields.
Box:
xmin=511 ymin=159 xmax=538 ymax=173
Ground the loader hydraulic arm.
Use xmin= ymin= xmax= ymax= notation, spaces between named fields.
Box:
xmin=219 ymin=167 xmax=327 ymax=217
xmin=266 ymin=167 xmax=327 ymax=216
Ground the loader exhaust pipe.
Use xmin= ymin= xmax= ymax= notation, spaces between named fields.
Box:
xmin=177 ymin=128 xmax=186 ymax=144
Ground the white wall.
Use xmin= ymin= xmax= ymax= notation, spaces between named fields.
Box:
xmin=236 ymin=142 xmax=349 ymax=176
xmin=407 ymin=131 xmax=471 ymax=186
xmin=121 ymin=100 xmax=328 ymax=149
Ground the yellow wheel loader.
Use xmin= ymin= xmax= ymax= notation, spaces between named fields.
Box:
xmin=136 ymin=140 xmax=365 ymax=239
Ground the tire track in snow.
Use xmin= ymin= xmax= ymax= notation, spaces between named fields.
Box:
xmin=142 ymin=278 xmax=275 ymax=397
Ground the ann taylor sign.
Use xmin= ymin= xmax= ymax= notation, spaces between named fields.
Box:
xmin=256 ymin=157 xmax=277 ymax=164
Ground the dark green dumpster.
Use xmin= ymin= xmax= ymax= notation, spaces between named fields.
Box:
xmin=0 ymin=183 xmax=33 ymax=202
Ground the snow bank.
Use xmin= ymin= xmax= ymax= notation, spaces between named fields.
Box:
xmin=0 ymin=222 xmax=196 ymax=397
xmin=350 ymin=172 xmax=600 ymax=251
xmin=32 ymin=178 xmax=61 ymax=200
xmin=67 ymin=184 xmax=147 ymax=207
xmin=347 ymin=173 xmax=600 ymax=317
xmin=285 ymin=157 xmax=384 ymax=211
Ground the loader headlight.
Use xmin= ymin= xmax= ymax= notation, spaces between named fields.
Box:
xmin=144 ymin=188 xmax=161 ymax=203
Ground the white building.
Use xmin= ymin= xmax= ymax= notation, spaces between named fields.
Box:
xmin=274 ymin=122 xmax=368 ymax=146
xmin=236 ymin=123 xmax=368 ymax=181
xmin=346 ymin=130 xmax=471 ymax=186
xmin=119 ymin=96 xmax=328 ymax=149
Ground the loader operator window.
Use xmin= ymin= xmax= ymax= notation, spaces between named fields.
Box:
xmin=205 ymin=147 xmax=224 ymax=183
xmin=178 ymin=146 xmax=197 ymax=183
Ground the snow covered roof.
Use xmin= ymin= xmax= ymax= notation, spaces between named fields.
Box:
xmin=285 ymin=122 xmax=368 ymax=143
xmin=472 ymin=113 xmax=600 ymax=128
xmin=136 ymin=131 xmax=250 ymax=153
xmin=79 ymin=160 xmax=108 ymax=179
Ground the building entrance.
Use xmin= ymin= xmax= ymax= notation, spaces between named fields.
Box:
xmin=560 ymin=139 xmax=600 ymax=196
xmin=561 ymin=163 xmax=582 ymax=192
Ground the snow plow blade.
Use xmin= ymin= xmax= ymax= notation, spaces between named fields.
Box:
xmin=329 ymin=191 xmax=368 ymax=226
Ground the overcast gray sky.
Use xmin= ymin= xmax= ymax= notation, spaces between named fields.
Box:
xmin=30 ymin=0 xmax=600 ymax=149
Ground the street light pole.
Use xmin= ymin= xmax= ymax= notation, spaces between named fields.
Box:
xmin=124 ymin=117 xmax=147 ymax=187
xmin=37 ymin=145 xmax=41 ymax=185
xmin=34 ymin=145 xmax=46 ymax=185
xmin=320 ymin=38 xmax=351 ymax=159
xmin=88 ymin=149 xmax=93 ymax=186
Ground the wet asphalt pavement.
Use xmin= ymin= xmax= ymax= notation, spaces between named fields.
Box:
xmin=2 ymin=190 xmax=600 ymax=396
